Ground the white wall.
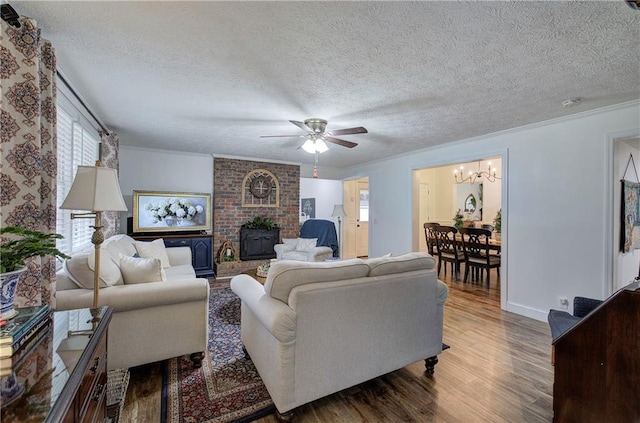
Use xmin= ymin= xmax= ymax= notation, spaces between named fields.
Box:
xmin=300 ymin=177 xmax=343 ymax=222
xmin=341 ymin=101 xmax=640 ymax=322
xmin=119 ymin=146 xmax=213 ymax=231
xmin=613 ymin=138 xmax=640 ymax=289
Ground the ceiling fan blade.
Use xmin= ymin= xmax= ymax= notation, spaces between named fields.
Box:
xmin=329 ymin=126 xmax=368 ymax=136
xmin=260 ymin=135 xmax=305 ymax=138
xmin=325 ymin=136 xmax=358 ymax=148
xmin=289 ymin=120 xmax=312 ymax=132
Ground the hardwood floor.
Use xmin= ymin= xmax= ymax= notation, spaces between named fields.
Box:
xmin=121 ymin=266 xmax=554 ymax=422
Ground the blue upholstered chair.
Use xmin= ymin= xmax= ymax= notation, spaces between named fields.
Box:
xmin=547 ymin=296 xmax=603 ymax=340
xmin=273 ymin=219 xmax=339 ymax=261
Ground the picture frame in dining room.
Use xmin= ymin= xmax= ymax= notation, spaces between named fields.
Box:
xmin=132 ymin=190 xmax=211 ymax=233
xmin=456 ymin=183 xmax=483 ymax=221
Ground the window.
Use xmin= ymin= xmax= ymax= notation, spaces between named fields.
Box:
xmin=56 ymin=89 xmax=100 ymax=255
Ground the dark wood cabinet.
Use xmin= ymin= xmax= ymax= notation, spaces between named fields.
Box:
xmin=1 ymin=307 xmax=113 ymax=423
xmin=133 ymin=233 xmax=216 ymax=278
xmin=552 ymin=282 xmax=640 ymax=422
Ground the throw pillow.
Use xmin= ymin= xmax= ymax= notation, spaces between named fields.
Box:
xmin=119 ymin=254 xmax=167 ymax=284
xmin=63 ymin=248 xmax=124 ymax=289
xmin=133 ymin=239 xmax=171 ymax=268
xmin=295 ymin=237 xmax=317 ymax=252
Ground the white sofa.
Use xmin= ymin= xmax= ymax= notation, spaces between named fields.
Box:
xmin=55 ymin=234 xmax=210 ymax=370
xmin=273 ymin=237 xmax=333 ymax=262
xmin=230 ymin=252 xmax=448 ymax=419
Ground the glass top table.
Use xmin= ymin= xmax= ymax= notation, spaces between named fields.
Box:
xmin=1 ymin=306 xmax=112 ymax=422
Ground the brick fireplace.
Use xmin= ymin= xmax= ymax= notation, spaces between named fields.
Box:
xmin=213 ymin=157 xmax=299 ymax=277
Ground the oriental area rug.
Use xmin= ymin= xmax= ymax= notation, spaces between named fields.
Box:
xmin=162 ymin=282 xmax=275 ymax=423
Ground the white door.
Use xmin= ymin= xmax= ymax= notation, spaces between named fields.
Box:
xmin=342 ymin=178 xmax=369 ymax=258
xmin=356 ymin=179 xmax=369 ymax=257
xmin=343 ymin=179 xmax=357 ymax=259
xmin=419 ymin=182 xmax=430 ymax=252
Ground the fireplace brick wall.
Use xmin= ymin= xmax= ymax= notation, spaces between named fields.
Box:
xmin=213 ymin=157 xmax=299 ymax=277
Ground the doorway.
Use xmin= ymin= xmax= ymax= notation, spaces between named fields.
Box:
xmin=413 ymin=157 xmax=505 ymax=306
xmin=342 ymin=177 xmax=369 ymax=258
xmin=611 ymin=134 xmax=640 ymax=291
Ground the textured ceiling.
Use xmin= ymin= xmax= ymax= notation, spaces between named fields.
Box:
xmin=11 ymin=1 xmax=640 ymax=169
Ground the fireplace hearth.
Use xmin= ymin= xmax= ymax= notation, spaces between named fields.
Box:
xmin=240 ymin=227 xmax=280 ymax=261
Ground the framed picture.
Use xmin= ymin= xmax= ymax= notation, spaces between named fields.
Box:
xmin=301 ymin=198 xmax=316 ymax=219
xmin=132 ymin=190 xmax=211 ymax=233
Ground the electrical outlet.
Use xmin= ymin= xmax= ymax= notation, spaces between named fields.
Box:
xmin=559 ymin=297 xmax=569 ymax=309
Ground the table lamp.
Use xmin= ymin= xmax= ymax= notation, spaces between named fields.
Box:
xmin=60 ymin=162 xmax=127 ymax=311
xmin=331 ymin=204 xmax=346 ymax=258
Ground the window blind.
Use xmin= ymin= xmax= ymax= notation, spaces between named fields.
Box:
xmin=56 ymin=91 xmax=100 ymax=255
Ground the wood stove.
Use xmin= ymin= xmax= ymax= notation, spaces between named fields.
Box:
xmin=240 ymin=228 xmax=279 ymax=260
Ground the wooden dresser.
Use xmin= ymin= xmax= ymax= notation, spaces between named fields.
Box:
xmin=1 ymin=306 xmax=113 ymax=422
xmin=552 ymin=282 xmax=639 ymax=422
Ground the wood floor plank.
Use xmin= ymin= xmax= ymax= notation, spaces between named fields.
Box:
xmin=120 ymin=266 xmax=554 ymax=422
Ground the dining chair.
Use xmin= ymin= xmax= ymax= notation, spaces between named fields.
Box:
xmin=423 ymin=222 xmax=439 ymax=256
xmin=459 ymin=227 xmax=501 ymax=288
xmin=433 ymin=225 xmax=464 ymax=281
xmin=481 ymin=224 xmax=494 ymax=233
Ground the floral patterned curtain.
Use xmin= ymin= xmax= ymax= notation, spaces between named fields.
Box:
xmin=1 ymin=17 xmax=57 ymax=307
xmin=100 ymin=131 xmax=122 ymax=238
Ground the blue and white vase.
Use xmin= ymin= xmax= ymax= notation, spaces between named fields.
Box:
xmin=0 ymin=267 xmax=26 ymax=320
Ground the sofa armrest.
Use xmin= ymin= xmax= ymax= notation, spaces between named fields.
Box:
xmin=166 ymin=246 xmax=192 ymax=266
xmin=306 ymin=246 xmax=333 ymax=261
xmin=274 ymin=243 xmax=295 ymax=260
xmin=56 ymin=278 xmax=209 ymax=313
xmin=230 ymin=274 xmax=297 ymax=343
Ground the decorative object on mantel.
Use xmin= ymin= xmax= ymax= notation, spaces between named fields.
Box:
xmin=60 ymin=163 xmax=127 ymax=313
xmin=621 ymin=153 xmax=640 ymax=252
xmin=242 ymin=169 xmax=280 ymax=207
xmin=0 ymin=227 xmax=69 ymax=320
xmin=453 ymin=161 xmax=501 ymax=184
xmin=217 ymin=240 xmax=238 ymax=263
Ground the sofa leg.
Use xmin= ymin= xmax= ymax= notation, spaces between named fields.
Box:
xmin=424 ymin=356 xmax=439 ymax=375
xmin=190 ymin=352 xmax=204 ymax=368
xmin=276 ymin=409 xmax=294 ymax=422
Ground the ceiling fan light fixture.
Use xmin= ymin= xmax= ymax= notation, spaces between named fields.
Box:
xmin=316 ymin=139 xmax=328 ymax=153
xmin=301 ymin=139 xmax=316 ymax=154
xmin=301 ymin=137 xmax=329 ymax=154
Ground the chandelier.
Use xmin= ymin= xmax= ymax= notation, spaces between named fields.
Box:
xmin=453 ymin=161 xmax=501 ymax=184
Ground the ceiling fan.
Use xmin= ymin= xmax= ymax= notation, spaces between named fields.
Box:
xmin=260 ymin=118 xmax=367 ymax=153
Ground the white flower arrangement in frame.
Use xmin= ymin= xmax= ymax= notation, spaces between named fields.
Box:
xmin=132 ymin=190 xmax=211 ymax=233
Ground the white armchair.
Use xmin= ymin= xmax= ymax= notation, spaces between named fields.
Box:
xmin=273 ymin=219 xmax=339 ymax=262
xmin=274 ymin=237 xmax=333 ymax=262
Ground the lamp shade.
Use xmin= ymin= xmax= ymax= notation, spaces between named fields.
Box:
xmin=60 ymin=166 xmax=127 ymax=212
xmin=331 ymin=204 xmax=346 ymax=218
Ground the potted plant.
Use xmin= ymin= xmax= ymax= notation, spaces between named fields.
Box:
xmin=493 ymin=209 xmax=502 ymax=240
xmin=453 ymin=209 xmax=464 ymax=231
xmin=0 ymin=226 xmax=69 ymax=319
xmin=242 ymin=216 xmax=277 ymax=230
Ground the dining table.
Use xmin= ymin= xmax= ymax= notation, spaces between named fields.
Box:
xmin=454 ymin=233 xmax=502 ymax=253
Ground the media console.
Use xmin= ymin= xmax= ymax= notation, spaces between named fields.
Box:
xmin=131 ymin=233 xmax=216 ymax=278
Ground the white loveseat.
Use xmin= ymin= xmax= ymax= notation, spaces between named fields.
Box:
xmin=55 ymin=234 xmax=210 ymax=370
xmin=273 ymin=237 xmax=333 ymax=262
xmin=230 ymin=252 xmax=448 ymax=419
